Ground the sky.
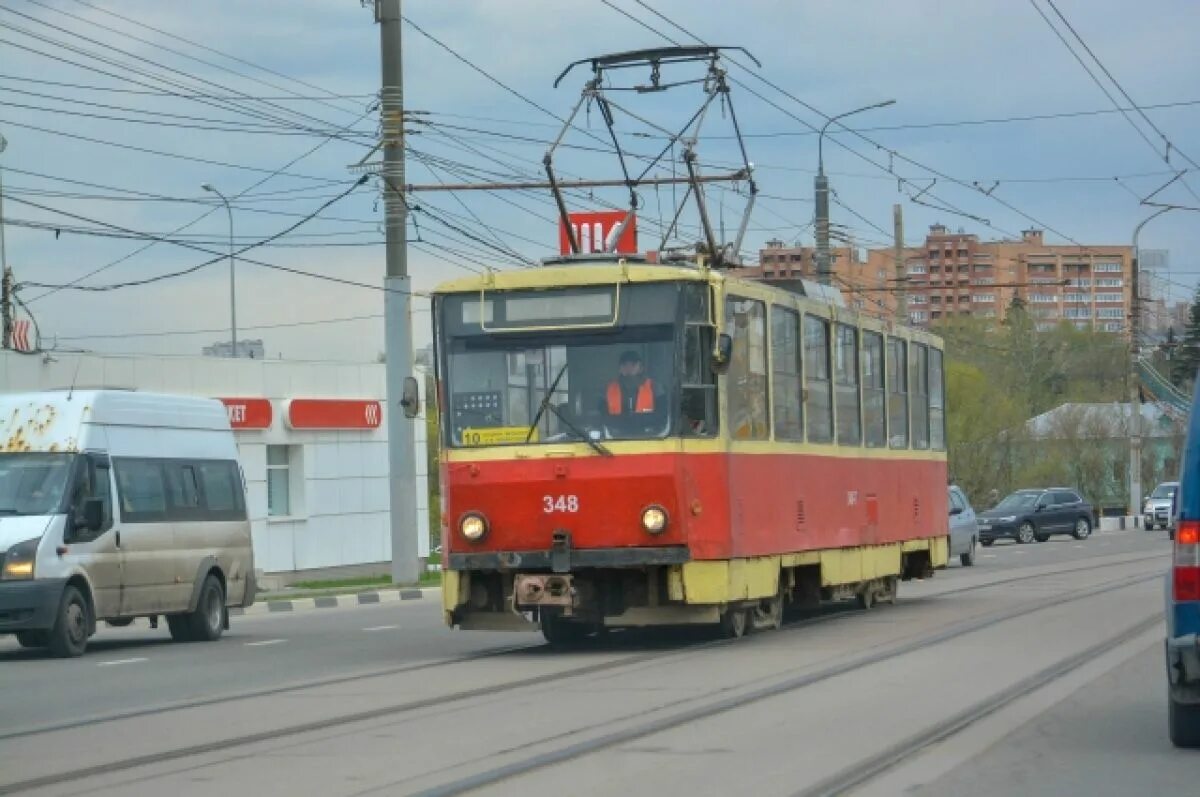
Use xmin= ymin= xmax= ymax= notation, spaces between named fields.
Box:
xmin=1 ymin=0 xmax=1198 ymax=362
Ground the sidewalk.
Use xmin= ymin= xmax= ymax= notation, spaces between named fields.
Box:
xmin=232 ymin=582 xmax=441 ymax=617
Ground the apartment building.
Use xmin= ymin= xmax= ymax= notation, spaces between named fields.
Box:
xmin=754 ymin=225 xmax=1134 ymax=333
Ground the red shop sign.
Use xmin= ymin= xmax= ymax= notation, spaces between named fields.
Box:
xmin=218 ymin=398 xmax=273 ymax=430
xmin=287 ymin=399 xmax=382 ymax=430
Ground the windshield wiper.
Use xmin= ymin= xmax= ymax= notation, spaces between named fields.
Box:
xmin=525 ymin=364 xmax=612 ymax=456
xmin=545 ymin=402 xmax=612 ymax=457
xmin=526 ymin=364 xmax=569 ymax=443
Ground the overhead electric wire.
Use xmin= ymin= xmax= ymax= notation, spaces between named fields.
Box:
xmin=6 ymin=1 xmax=367 ymax=139
xmin=0 ymin=73 xmax=375 ymax=101
xmin=10 ymin=177 xmax=373 ymax=289
xmin=621 ymin=0 xmax=1121 ymax=256
xmin=1033 ymin=0 xmax=1200 ymax=206
xmin=0 ymin=25 xmax=347 ymax=140
xmin=67 ymin=0 xmax=371 ymax=120
xmin=23 ymin=100 xmax=378 ymax=304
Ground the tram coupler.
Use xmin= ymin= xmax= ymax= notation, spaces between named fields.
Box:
xmin=514 ymin=574 xmax=577 ymax=615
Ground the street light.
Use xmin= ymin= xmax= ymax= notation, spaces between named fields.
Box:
xmin=1128 ymin=205 xmax=1177 ymax=520
xmin=201 ymin=183 xmax=237 ymax=358
xmin=815 ymin=99 xmax=896 ymax=286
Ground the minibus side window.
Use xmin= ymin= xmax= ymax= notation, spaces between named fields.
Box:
xmin=114 ymin=459 xmax=168 ymax=523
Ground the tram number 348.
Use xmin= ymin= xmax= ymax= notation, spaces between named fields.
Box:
xmin=543 ymin=495 xmax=580 ymax=513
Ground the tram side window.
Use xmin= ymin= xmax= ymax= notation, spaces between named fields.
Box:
xmin=911 ymin=342 xmax=930 ymax=450
xmin=804 ymin=315 xmax=834 ymax=444
xmin=929 ymin=347 xmax=946 ymax=450
xmin=725 ymin=297 xmax=769 ymax=440
xmin=862 ymin=330 xmax=886 ymax=448
xmin=834 ymin=323 xmax=862 ymax=446
xmin=887 ymin=338 xmax=909 ymax=448
xmin=771 ymin=306 xmax=803 ymax=441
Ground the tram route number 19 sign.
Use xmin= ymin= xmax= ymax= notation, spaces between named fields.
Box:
xmin=559 ymin=210 xmax=637 ymax=255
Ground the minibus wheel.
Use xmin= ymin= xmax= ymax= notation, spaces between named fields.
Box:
xmin=48 ymin=585 xmax=90 ymax=658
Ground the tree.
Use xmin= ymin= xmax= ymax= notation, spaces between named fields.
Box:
xmin=1171 ymin=286 xmax=1200 ymax=390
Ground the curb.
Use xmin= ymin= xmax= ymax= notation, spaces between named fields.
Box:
xmin=230 ymin=586 xmax=440 ymax=617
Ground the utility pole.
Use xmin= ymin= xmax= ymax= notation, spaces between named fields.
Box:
xmin=0 ymin=130 xmax=9 ymax=350
xmin=893 ymin=203 xmax=907 ymax=322
xmin=814 ymin=100 xmax=895 ymax=286
xmin=1 ymin=266 xmax=11 ymax=351
xmin=814 ymin=168 xmax=831 ymax=286
xmin=1128 ymin=205 xmax=1175 ymax=522
xmin=378 ymin=0 xmax=419 ymax=585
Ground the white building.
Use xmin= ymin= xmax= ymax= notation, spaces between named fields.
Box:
xmin=1 ymin=350 xmax=430 ymax=575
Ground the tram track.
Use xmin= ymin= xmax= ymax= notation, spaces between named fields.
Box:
xmin=0 ymin=546 xmax=1163 ymax=744
xmin=0 ymin=556 xmax=1163 ymax=796
xmin=792 ymin=613 xmax=1161 ymax=797
xmin=404 ymin=565 xmax=1163 ymax=797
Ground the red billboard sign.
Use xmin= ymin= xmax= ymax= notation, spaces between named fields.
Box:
xmin=218 ymin=398 xmax=273 ymax=430
xmin=286 ymin=399 xmax=382 ymax=430
xmin=559 ymin=210 xmax=637 ymax=255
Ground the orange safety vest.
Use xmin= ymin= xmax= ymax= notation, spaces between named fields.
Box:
xmin=606 ymin=379 xmax=656 ymax=415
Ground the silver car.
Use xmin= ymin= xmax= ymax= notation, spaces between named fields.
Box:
xmin=1143 ymin=481 xmax=1179 ymax=531
xmin=948 ymin=486 xmax=978 ymax=566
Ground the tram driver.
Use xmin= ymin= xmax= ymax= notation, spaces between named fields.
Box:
xmin=600 ymin=350 xmax=665 ymax=424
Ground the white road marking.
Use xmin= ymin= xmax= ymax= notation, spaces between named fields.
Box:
xmin=980 ymin=555 xmax=997 ymax=559
xmin=96 ymin=657 xmax=147 ymax=667
xmin=362 ymin=625 xmax=399 ymax=632
xmin=1012 ymin=550 xmax=1027 ymax=554
xmin=1074 ymin=544 xmax=1085 ymax=548
xmin=244 ymin=639 xmax=287 ymax=647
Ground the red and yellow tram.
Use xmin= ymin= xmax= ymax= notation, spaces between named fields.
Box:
xmin=434 ymin=255 xmax=948 ymax=641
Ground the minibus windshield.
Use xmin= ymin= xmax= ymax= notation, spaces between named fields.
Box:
xmin=0 ymin=453 xmax=74 ymax=516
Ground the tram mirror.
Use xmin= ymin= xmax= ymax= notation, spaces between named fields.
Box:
xmin=400 ymin=376 xmax=420 ymax=419
xmin=711 ymin=333 xmax=733 ymax=375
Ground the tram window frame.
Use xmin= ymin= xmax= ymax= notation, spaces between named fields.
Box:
xmin=862 ymin=330 xmax=886 ymax=448
xmin=834 ymin=323 xmax=862 ymax=446
xmin=725 ymin=296 xmax=770 ymax=441
xmin=929 ymin=347 xmax=946 ymax=451
xmin=681 ymin=284 xmax=718 ymax=438
xmin=770 ymin=305 xmax=804 ymax=441
xmin=911 ymin=342 xmax=931 ymax=450
xmin=803 ymin=314 xmax=834 ymax=444
xmin=887 ymin=338 xmax=909 ymax=449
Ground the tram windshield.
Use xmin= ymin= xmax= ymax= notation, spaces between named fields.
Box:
xmin=438 ymin=282 xmax=714 ymax=447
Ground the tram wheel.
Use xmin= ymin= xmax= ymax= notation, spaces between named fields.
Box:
xmin=540 ymin=613 xmax=592 ymax=647
xmin=718 ymin=606 xmax=747 ymax=639
xmin=750 ymin=591 xmax=783 ymax=632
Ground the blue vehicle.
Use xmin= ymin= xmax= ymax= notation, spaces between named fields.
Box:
xmin=1168 ymin=413 xmax=1200 ymax=746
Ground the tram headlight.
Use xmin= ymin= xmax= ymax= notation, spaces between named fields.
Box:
xmin=641 ymin=505 xmax=668 ymax=535
xmin=459 ymin=512 xmax=488 ymax=543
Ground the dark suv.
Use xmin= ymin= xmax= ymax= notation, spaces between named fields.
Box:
xmin=977 ymin=488 xmax=1094 ymax=545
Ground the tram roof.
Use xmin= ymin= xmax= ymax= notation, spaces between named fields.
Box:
xmin=431 ymin=258 xmax=715 ymax=295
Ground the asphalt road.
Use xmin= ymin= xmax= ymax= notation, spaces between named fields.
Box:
xmin=0 ymin=525 xmax=1187 ymax=796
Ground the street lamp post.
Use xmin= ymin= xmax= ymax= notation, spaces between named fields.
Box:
xmin=815 ymin=100 xmax=895 ymax=286
xmin=201 ymin=183 xmax=237 ymax=358
xmin=1128 ymin=205 xmax=1175 ymax=521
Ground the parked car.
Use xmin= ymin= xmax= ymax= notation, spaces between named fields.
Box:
xmin=976 ymin=488 xmax=1094 ymax=545
xmin=1144 ymin=481 xmax=1179 ymax=531
xmin=948 ymin=486 xmax=978 ymax=566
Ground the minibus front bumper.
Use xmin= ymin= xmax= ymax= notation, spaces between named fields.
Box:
xmin=0 ymin=579 xmax=66 ymax=632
